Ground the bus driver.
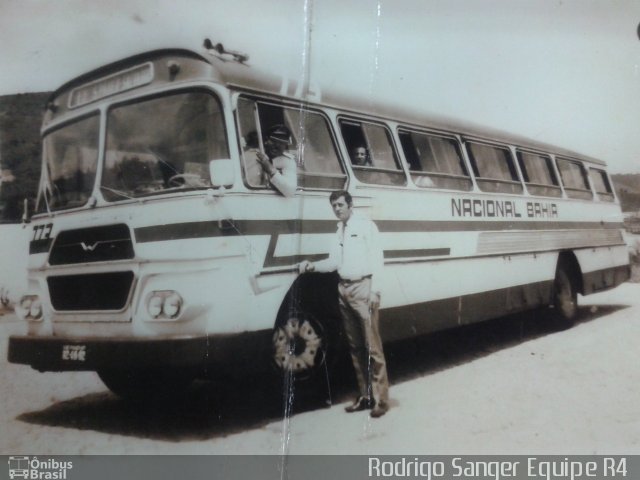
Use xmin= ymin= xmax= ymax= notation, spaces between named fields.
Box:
xmin=255 ymin=125 xmax=297 ymax=197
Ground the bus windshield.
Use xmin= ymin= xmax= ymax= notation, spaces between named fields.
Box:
xmin=102 ymin=91 xmax=229 ymax=201
xmin=40 ymin=114 xmax=100 ymax=212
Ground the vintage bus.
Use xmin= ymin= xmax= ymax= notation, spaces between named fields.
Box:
xmin=8 ymin=42 xmax=630 ymax=399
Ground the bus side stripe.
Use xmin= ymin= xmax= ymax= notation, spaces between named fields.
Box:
xmin=133 ymin=219 xmax=623 ymax=243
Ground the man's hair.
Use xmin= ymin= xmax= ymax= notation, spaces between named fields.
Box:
xmin=329 ymin=190 xmax=352 ymax=206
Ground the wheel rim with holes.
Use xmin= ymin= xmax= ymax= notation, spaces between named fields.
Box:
xmin=272 ymin=316 xmax=325 ymax=378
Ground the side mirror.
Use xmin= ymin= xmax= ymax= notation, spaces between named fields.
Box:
xmin=21 ymin=198 xmax=31 ymax=224
xmin=209 ymin=159 xmax=235 ymax=188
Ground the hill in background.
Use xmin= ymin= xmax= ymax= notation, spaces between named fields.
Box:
xmin=0 ymin=92 xmax=49 ymax=222
xmin=611 ymin=174 xmax=640 ymax=213
xmin=1 ymin=92 xmax=639 ymax=221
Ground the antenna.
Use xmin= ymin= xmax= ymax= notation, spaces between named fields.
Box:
xmin=203 ymin=38 xmax=249 ymax=64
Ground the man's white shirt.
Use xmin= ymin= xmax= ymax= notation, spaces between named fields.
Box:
xmin=314 ymin=212 xmax=384 ymax=294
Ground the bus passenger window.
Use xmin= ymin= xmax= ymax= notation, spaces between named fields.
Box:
xmin=516 ymin=150 xmax=562 ymax=198
xmin=467 ymin=142 xmax=523 ymax=194
xmin=340 ymin=120 xmax=406 ymax=186
xmin=283 ymin=108 xmax=346 ymax=190
xmin=398 ymin=129 xmax=472 ymax=191
xmin=589 ymin=168 xmax=614 ymax=202
xmin=556 ymin=158 xmax=593 ymax=200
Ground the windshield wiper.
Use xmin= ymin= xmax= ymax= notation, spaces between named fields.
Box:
xmin=100 ymin=185 xmax=135 ymax=200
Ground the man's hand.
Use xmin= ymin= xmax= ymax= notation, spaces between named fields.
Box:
xmin=298 ymin=260 xmax=313 ymax=274
xmin=370 ymin=291 xmax=381 ymax=309
xmin=256 ymin=152 xmax=276 ymax=176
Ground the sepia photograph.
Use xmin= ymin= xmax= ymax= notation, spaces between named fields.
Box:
xmin=1 ymin=0 xmax=640 ymax=460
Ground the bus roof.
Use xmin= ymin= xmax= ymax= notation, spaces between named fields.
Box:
xmin=47 ymin=46 xmax=606 ymax=167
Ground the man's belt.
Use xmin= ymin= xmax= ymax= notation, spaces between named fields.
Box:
xmin=339 ymin=275 xmax=372 ymax=284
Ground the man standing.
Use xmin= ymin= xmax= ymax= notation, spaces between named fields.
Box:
xmin=255 ymin=124 xmax=297 ymax=197
xmin=299 ymin=190 xmax=390 ymax=418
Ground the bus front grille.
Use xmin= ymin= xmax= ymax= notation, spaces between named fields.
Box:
xmin=49 ymin=224 xmax=134 ymax=265
xmin=47 ymin=271 xmax=134 ymax=311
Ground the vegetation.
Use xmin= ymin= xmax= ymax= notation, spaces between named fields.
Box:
xmin=0 ymin=92 xmax=49 ymax=223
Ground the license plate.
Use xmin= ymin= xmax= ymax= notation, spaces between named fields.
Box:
xmin=62 ymin=345 xmax=86 ymax=362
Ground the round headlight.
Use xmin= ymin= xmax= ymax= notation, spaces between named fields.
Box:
xmin=29 ymin=299 xmax=43 ymax=319
xmin=20 ymin=297 xmax=33 ymax=311
xmin=147 ymin=295 xmax=163 ymax=318
xmin=163 ymin=293 xmax=182 ymax=318
xmin=17 ymin=296 xmax=33 ymax=320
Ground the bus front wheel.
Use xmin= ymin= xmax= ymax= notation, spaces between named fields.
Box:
xmin=551 ymin=265 xmax=578 ymax=328
xmin=272 ymin=312 xmax=328 ymax=381
xmin=269 ymin=309 xmax=340 ymax=407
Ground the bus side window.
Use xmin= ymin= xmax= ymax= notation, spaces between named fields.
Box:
xmin=282 ymin=108 xmax=346 ymax=190
xmin=516 ymin=150 xmax=562 ymax=198
xmin=237 ymin=96 xmax=346 ymax=190
xmin=589 ymin=167 xmax=614 ymax=202
xmin=556 ymin=158 xmax=593 ymax=200
xmin=398 ymin=129 xmax=472 ymax=191
xmin=466 ymin=142 xmax=523 ymax=194
xmin=340 ymin=119 xmax=406 ymax=186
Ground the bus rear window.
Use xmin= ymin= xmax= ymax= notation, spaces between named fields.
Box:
xmin=589 ymin=168 xmax=614 ymax=202
xmin=398 ymin=130 xmax=471 ymax=191
xmin=556 ymin=158 xmax=593 ymax=200
xmin=516 ymin=150 xmax=562 ymax=198
xmin=466 ymin=142 xmax=522 ymax=194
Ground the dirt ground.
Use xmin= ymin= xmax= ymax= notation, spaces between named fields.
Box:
xmin=1 ymin=281 xmax=639 ymax=455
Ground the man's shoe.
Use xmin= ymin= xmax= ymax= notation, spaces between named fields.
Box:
xmin=370 ymin=402 xmax=388 ymax=418
xmin=344 ymin=396 xmax=373 ymax=413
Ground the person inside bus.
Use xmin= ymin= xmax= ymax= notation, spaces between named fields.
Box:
xmin=298 ymin=190 xmax=390 ymax=418
xmin=351 ymin=146 xmax=372 ymax=167
xmin=255 ymin=125 xmax=297 ymax=197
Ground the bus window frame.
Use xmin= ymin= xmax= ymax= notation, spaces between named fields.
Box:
xmin=396 ymin=126 xmax=473 ymax=192
xmin=588 ymin=166 xmax=615 ymax=202
xmin=555 ymin=156 xmax=594 ymax=200
xmin=463 ymin=139 xmax=524 ymax=195
xmin=515 ymin=148 xmax=563 ymax=198
xmin=234 ymin=93 xmax=348 ymax=193
xmin=337 ymin=114 xmax=408 ymax=188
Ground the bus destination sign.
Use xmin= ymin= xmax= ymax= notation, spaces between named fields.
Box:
xmin=68 ymin=62 xmax=154 ymax=109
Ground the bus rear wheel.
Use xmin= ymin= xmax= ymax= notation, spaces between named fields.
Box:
xmin=97 ymin=367 xmax=196 ymax=402
xmin=551 ymin=265 xmax=578 ymax=329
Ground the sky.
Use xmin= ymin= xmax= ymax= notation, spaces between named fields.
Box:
xmin=0 ymin=0 xmax=639 ymax=173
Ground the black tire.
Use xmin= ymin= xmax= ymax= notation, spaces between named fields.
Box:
xmin=551 ymin=265 xmax=578 ymax=329
xmin=97 ymin=367 xmax=196 ymax=402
